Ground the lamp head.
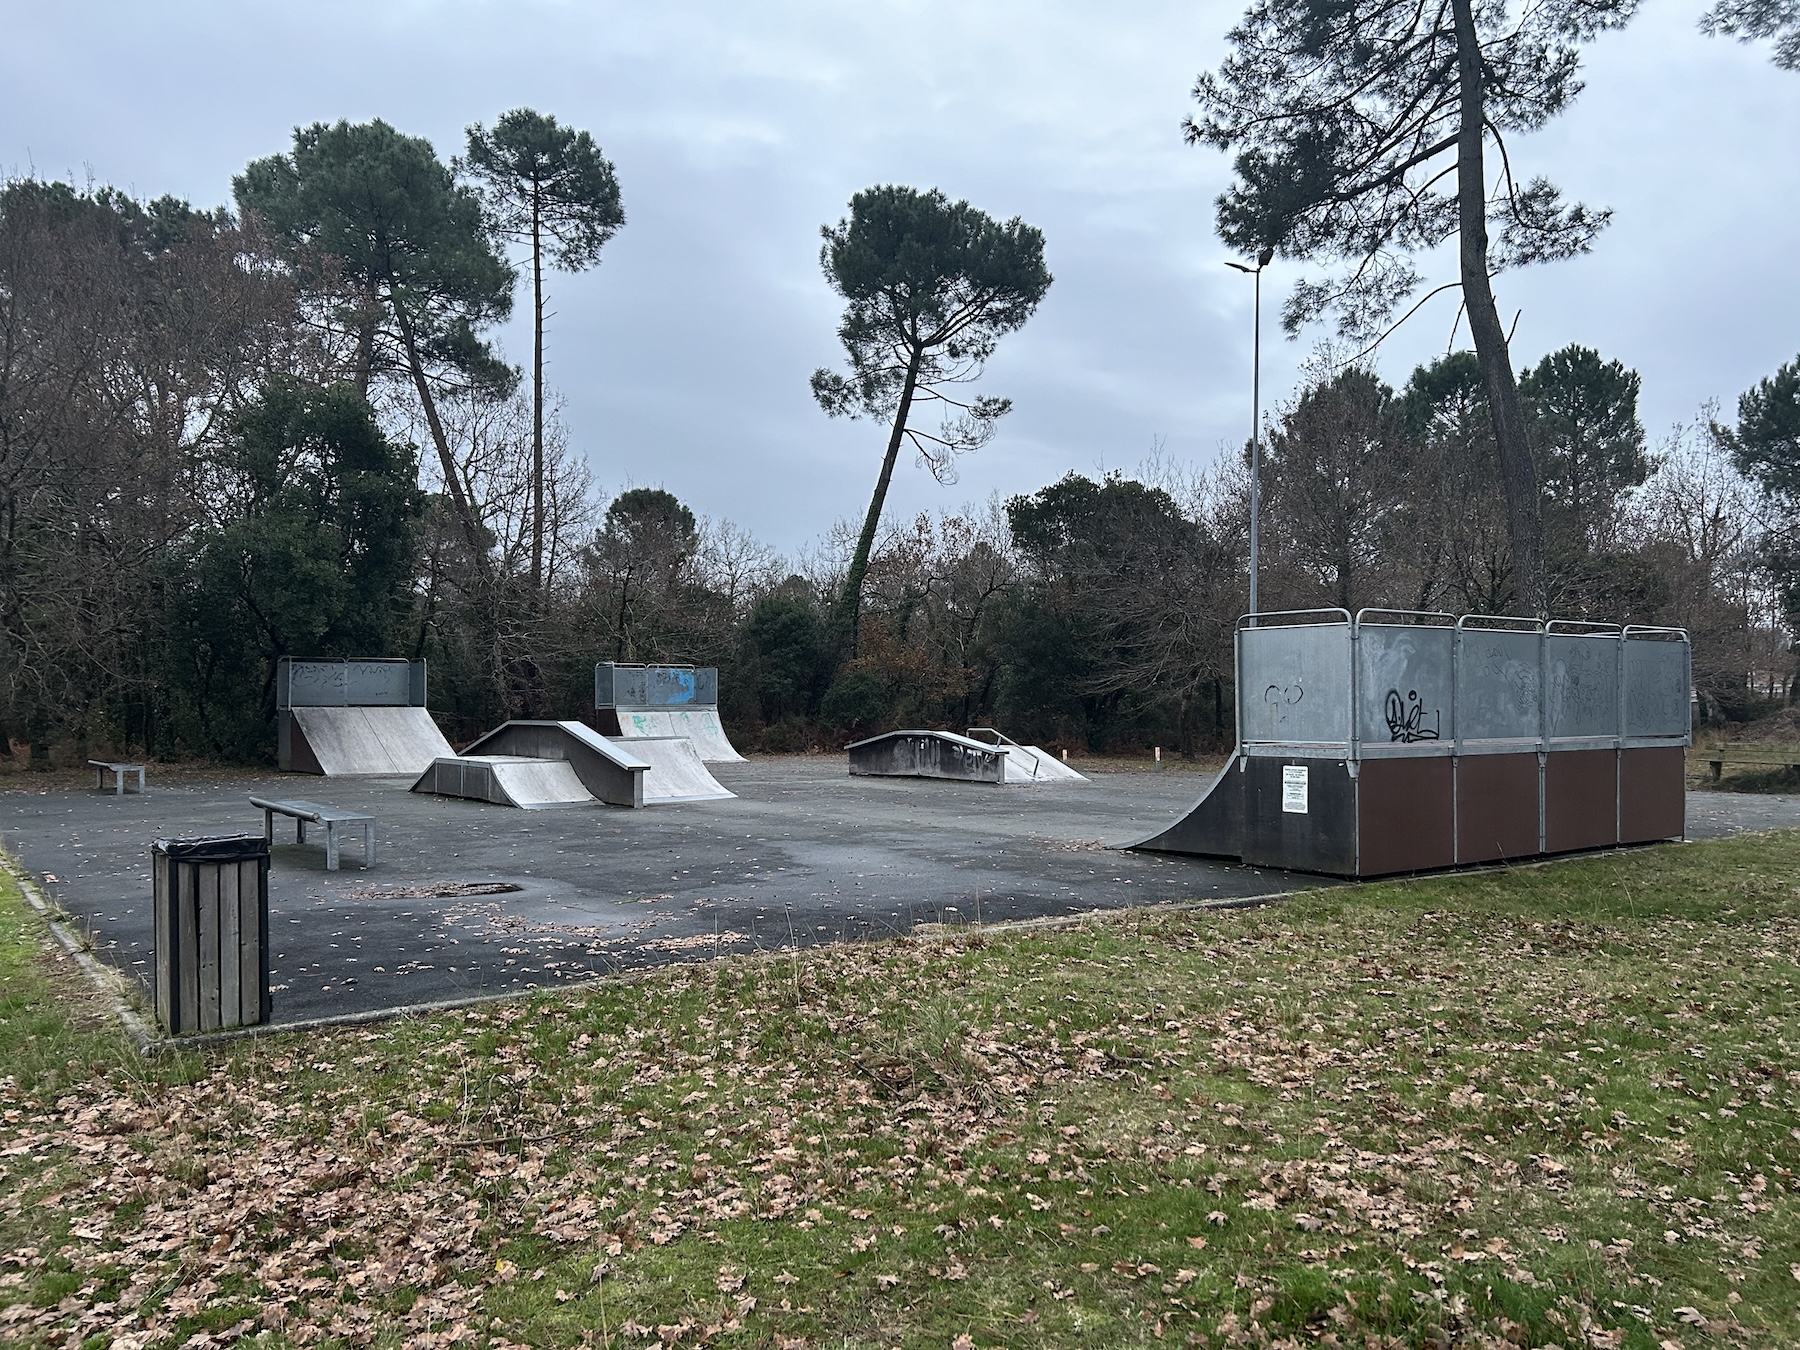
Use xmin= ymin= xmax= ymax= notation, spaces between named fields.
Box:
xmin=1225 ymin=261 xmax=1253 ymax=274
xmin=1256 ymin=246 xmax=1274 ymax=268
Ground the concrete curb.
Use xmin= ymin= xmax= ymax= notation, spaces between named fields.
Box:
xmin=2 ymin=846 xmax=159 ymax=1056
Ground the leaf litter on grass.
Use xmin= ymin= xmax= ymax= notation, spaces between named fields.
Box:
xmin=0 ymin=833 xmax=1797 ymax=1347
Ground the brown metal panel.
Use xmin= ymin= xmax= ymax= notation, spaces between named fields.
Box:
xmin=1544 ymin=749 xmax=1619 ymax=854
xmin=1620 ymin=746 xmax=1685 ymax=843
xmin=1357 ymin=756 xmax=1454 ymax=876
xmin=1455 ymin=753 xmax=1541 ymax=864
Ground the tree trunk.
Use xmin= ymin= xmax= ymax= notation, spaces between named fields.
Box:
xmin=530 ymin=187 xmax=546 ymax=596
xmin=391 ymin=293 xmax=490 ymax=580
xmin=836 ymin=349 xmax=922 ymax=657
xmin=352 ymin=279 xmax=379 ymax=396
xmin=1452 ymin=0 xmax=1545 ymax=615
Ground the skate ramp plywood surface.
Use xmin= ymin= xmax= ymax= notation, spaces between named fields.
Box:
xmin=285 ymin=706 xmax=454 ymax=776
xmin=614 ymin=707 xmax=747 ymax=763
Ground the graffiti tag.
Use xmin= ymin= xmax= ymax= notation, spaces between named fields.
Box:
xmin=1384 ymin=688 xmax=1441 ymax=743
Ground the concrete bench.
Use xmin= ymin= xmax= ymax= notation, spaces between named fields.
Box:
xmin=89 ymin=760 xmax=146 ymax=796
xmin=1705 ymin=744 xmax=1800 ymax=781
xmin=248 ymin=796 xmax=375 ymax=871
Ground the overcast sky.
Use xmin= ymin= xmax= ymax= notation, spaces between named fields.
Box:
xmin=4 ymin=0 xmax=1796 ymax=559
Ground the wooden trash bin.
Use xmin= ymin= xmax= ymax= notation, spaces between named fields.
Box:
xmin=152 ymin=835 xmax=271 ymax=1035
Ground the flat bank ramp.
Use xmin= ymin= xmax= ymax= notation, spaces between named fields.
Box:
xmin=459 ymin=721 xmax=650 ymax=807
xmin=613 ymin=708 xmax=746 ymax=762
xmin=285 ymin=706 xmax=454 ymax=776
xmin=626 ymin=737 xmax=737 ymax=803
xmin=1129 ymin=750 xmax=1244 ymax=857
xmin=999 ymin=745 xmax=1088 ymax=783
xmin=413 ymin=756 xmax=596 ymax=809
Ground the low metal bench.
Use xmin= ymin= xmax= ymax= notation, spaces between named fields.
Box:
xmin=89 ymin=760 xmax=146 ymax=795
xmin=1705 ymin=744 xmax=1800 ymax=781
xmin=248 ymin=796 xmax=375 ymax=871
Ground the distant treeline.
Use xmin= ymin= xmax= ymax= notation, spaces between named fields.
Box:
xmin=0 ymin=135 xmax=1793 ymax=766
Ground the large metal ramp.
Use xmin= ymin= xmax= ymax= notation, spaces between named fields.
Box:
xmin=1129 ymin=610 xmax=1690 ymax=876
xmin=595 ymin=663 xmax=747 ymax=763
xmin=283 ymin=706 xmax=454 ymax=776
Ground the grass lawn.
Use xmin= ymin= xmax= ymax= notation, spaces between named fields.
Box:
xmin=2 ymin=832 xmax=1798 ymax=1349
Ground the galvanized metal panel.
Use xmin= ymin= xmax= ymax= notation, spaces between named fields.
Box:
xmin=1239 ymin=623 xmax=1352 ymax=746
xmin=1455 ymin=628 xmax=1540 ymax=742
xmin=278 ymin=658 xmax=425 ymax=708
xmin=1545 ymin=635 xmax=1619 ymax=740
xmin=1623 ymin=638 xmax=1689 ymax=739
xmin=596 ymin=663 xmax=721 ymax=709
xmin=1356 ymin=625 xmax=1452 ymax=749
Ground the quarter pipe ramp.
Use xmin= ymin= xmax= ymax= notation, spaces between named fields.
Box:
xmin=1129 ymin=750 xmax=1244 ymax=857
xmin=282 ymin=705 xmax=455 ymax=777
xmin=610 ymin=708 xmax=746 ymax=763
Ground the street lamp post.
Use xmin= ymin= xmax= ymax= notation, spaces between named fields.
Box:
xmin=1226 ymin=246 xmax=1274 ymax=623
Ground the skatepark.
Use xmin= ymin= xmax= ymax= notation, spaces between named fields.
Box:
xmin=10 ymin=646 xmax=1800 ymax=1036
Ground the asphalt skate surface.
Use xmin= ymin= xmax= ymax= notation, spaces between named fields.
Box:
xmin=5 ymin=759 xmax=1794 ymax=1029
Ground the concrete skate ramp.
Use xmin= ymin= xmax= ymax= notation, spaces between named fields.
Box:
xmin=998 ymin=745 xmax=1088 ymax=783
xmin=460 ymin=721 xmax=649 ymax=807
xmin=613 ymin=707 xmax=746 ymax=763
xmin=412 ymin=756 xmax=597 ymax=809
xmin=283 ymin=705 xmax=454 ymax=776
xmin=625 ymin=737 xmax=737 ymax=803
xmin=1129 ymin=750 xmax=1244 ymax=858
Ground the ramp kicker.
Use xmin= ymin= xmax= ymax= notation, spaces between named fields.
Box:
xmin=413 ymin=756 xmax=597 ymax=809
